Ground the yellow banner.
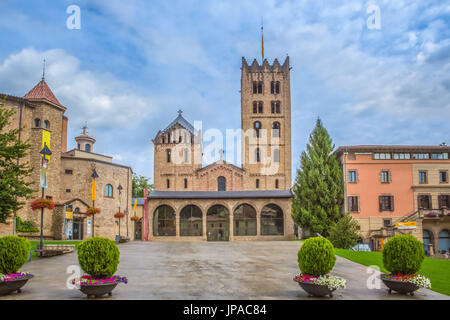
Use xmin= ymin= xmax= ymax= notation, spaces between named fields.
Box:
xmin=92 ymin=179 xmax=96 ymax=201
xmin=395 ymin=221 xmax=417 ymax=230
xmin=41 ymin=130 xmax=51 ymax=160
xmin=65 ymin=211 xmax=73 ymax=220
xmin=133 ymin=198 xmax=137 ymax=212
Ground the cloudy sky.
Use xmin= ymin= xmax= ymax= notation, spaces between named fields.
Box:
xmin=0 ymin=0 xmax=449 ymax=182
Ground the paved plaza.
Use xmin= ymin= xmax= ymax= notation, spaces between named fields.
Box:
xmin=1 ymin=241 xmax=448 ymax=300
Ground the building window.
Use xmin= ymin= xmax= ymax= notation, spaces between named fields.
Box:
xmin=166 ymin=149 xmax=171 ymax=163
xmin=438 ymin=195 xmax=450 ymax=209
xmin=272 ymin=122 xmax=280 ymax=138
xmin=412 ymin=153 xmax=430 ymax=160
xmin=253 ymin=101 xmax=257 ymax=113
xmin=379 ymin=195 xmax=394 ymax=212
xmin=43 ymin=120 xmax=50 ymax=129
xmin=261 ymin=204 xmax=284 ymax=235
xmin=275 ymin=179 xmax=279 ymax=189
xmin=77 ymin=143 xmax=80 ymax=149
xmin=393 ymin=153 xmax=411 ymax=160
xmin=254 ymin=121 xmax=261 ymax=138
xmin=438 ymin=230 xmax=450 ymax=252
xmin=184 ymin=148 xmax=189 ymax=164
xmin=218 ymin=176 xmax=226 ymax=191
xmin=65 ymin=189 xmax=71 ymax=193
xmin=440 ymin=171 xmax=448 ymax=183
xmin=419 ymin=171 xmax=427 ymax=184
xmin=270 ymin=81 xmax=280 ymax=94
xmin=166 ymin=179 xmax=170 ymax=189
xmin=273 ymin=149 xmax=280 ymax=162
xmin=348 ymin=170 xmax=357 ymax=183
xmin=418 ymin=195 xmax=431 ymax=210
xmin=271 ymin=101 xmax=281 ymax=113
xmin=184 ymin=178 xmax=188 ymax=189
xmin=383 ymin=219 xmax=392 ymax=227
xmin=373 ymin=153 xmax=391 ymax=160
xmin=348 ymin=196 xmax=359 ymax=212
xmin=105 ymin=184 xmax=113 ymax=197
xmin=380 ymin=170 xmax=390 ymax=183
xmin=256 ymin=179 xmax=260 ymax=189
xmin=258 ymin=101 xmax=263 ymax=113
xmin=65 ymin=169 xmax=73 ymax=175
xmin=153 ymin=205 xmax=176 ymax=236
xmin=34 ymin=118 xmax=41 ymax=127
xmin=180 ymin=205 xmax=203 ymax=236
xmin=432 ymin=153 xmax=448 ymax=160
xmin=252 ymin=81 xmax=263 ymax=94
xmin=234 ymin=204 xmax=257 ymax=236
xmin=85 ymin=144 xmax=91 ymax=152
xmin=255 ymin=148 xmax=261 ymax=163
xmin=162 ymin=136 xmax=165 ymax=144
xmin=167 ymin=133 xmax=171 ymax=143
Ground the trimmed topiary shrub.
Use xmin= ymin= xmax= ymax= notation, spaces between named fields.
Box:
xmin=0 ymin=235 xmax=31 ymax=274
xmin=382 ymin=234 xmax=424 ymax=275
xmin=77 ymin=237 xmax=120 ymax=278
xmin=298 ymin=237 xmax=336 ymax=276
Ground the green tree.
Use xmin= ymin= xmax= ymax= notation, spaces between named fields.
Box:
xmin=328 ymin=213 xmax=360 ymax=249
xmin=132 ymin=173 xmax=153 ymax=197
xmin=0 ymin=97 xmax=34 ymax=224
xmin=292 ymin=118 xmax=343 ymax=237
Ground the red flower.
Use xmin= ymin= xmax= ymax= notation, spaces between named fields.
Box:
xmin=85 ymin=207 xmax=101 ymax=216
xmin=30 ymin=198 xmax=55 ymax=211
xmin=114 ymin=212 xmax=125 ymax=219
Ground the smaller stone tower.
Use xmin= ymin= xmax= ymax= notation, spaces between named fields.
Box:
xmin=75 ymin=124 xmax=96 ymax=153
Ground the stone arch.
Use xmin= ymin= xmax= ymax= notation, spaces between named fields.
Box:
xmin=153 ymin=204 xmax=176 ymax=236
xmin=206 ymin=204 xmax=230 ymax=241
xmin=180 ymin=204 xmax=203 ymax=236
xmin=438 ymin=229 xmax=450 ymax=253
xmin=233 ymin=203 xmax=257 ymax=236
xmin=260 ymin=203 xmax=284 ymax=236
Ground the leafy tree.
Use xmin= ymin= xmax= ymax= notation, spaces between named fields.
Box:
xmin=328 ymin=213 xmax=360 ymax=249
xmin=292 ymin=118 xmax=343 ymax=237
xmin=132 ymin=173 xmax=153 ymax=197
xmin=0 ymin=97 xmax=34 ymax=224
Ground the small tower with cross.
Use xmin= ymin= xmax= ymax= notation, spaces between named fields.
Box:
xmin=75 ymin=122 xmax=96 ymax=153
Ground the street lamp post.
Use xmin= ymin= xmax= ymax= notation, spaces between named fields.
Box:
xmin=91 ymin=169 xmax=99 ymax=237
xmin=39 ymin=143 xmax=52 ymax=258
xmin=117 ymin=184 xmax=123 ymax=239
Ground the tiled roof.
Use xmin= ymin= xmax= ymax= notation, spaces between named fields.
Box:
xmin=335 ymin=145 xmax=450 ymax=154
xmin=149 ymin=190 xmax=293 ymax=199
xmin=23 ymin=79 xmax=64 ymax=108
xmin=162 ymin=113 xmax=195 ymax=134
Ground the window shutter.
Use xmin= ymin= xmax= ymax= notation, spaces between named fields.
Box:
xmin=379 ymin=196 xmax=382 ymax=212
xmin=390 ymin=196 xmax=394 ymax=211
xmin=357 ymin=196 xmax=360 ymax=212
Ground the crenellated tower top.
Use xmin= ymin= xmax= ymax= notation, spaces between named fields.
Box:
xmin=241 ymin=56 xmax=290 ymax=73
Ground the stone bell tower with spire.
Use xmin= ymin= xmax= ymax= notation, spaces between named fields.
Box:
xmin=240 ymin=28 xmax=292 ymax=191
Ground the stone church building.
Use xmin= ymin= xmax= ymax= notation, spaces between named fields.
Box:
xmin=0 ymin=76 xmax=133 ymax=241
xmin=143 ymin=56 xmax=295 ymax=241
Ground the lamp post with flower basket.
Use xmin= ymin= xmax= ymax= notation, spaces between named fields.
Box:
xmin=115 ymin=184 xmax=124 ymax=241
xmin=32 ymin=143 xmax=53 ymax=258
xmin=90 ymin=169 xmax=99 ymax=237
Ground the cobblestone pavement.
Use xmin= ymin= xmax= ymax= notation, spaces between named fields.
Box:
xmin=1 ymin=241 xmax=448 ymax=300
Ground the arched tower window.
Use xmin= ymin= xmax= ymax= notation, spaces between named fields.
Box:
xmin=43 ymin=120 xmax=50 ymax=129
xmin=184 ymin=178 xmax=188 ymax=189
xmin=105 ymin=184 xmax=113 ymax=197
xmin=85 ymin=144 xmax=91 ymax=152
xmin=275 ymin=179 xmax=279 ymax=189
xmin=218 ymin=176 xmax=226 ymax=191
xmin=166 ymin=149 xmax=171 ymax=163
xmin=184 ymin=148 xmax=189 ymax=164
xmin=166 ymin=179 xmax=170 ymax=189
xmin=34 ymin=118 xmax=41 ymax=127
xmin=273 ymin=149 xmax=280 ymax=163
xmin=272 ymin=122 xmax=280 ymax=138
xmin=271 ymin=81 xmax=280 ymax=94
xmin=256 ymin=179 xmax=260 ymax=189
xmin=253 ymin=101 xmax=257 ymax=114
xmin=258 ymin=101 xmax=263 ymax=113
xmin=254 ymin=121 xmax=261 ymax=138
xmin=256 ymin=148 xmax=261 ymax=163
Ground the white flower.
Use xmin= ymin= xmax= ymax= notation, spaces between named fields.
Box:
xmin=409 ymin=274 xmax=432 ymax=289
xmin=310 ymin=275 xmax=347 ymax=291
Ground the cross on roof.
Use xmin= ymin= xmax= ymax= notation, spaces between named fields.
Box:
xmin=178 ymin=109 xmax=183 ymax=116
xmin=219 ymin=149 xmax=224 ymax=161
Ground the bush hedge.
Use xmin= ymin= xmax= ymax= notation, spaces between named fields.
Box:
xmin=77 ymin=237 xmax=120 ymax=278
xmin=298 ymin=237 xmax=336 ymax=276
xmin=0 ymin=235 xmax=31 ymax=274
xmin=382 ymin=234 xmax=424 ymax=275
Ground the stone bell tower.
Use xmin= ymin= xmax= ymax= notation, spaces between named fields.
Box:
xmin=241 ymin=56 xmax=292 ymax=191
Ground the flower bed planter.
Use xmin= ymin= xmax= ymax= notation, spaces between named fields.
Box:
xmin=0 ymin=273 xmax=33 ymax=295
xmin=381 ymin=274 xmax=430 ymax=296
xmin=75 ymin=275 xmax=127 ymax=298
xmin=297 ymin=281 xmax=335 ymax=298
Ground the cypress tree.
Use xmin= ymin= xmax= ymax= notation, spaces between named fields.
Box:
xmin=0 ymin=97 xmax=34 ymax=224
xmin=292 ymin=118 xmax=343 ymax=237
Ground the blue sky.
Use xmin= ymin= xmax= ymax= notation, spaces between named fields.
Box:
xmin=0 ymin=0 xmax=449 ymax=182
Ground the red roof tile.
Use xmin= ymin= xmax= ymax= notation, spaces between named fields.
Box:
xmin=24 ymin=79 xmax=64 ymax=108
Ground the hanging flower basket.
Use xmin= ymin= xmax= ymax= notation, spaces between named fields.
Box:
xmin=85 ymin=207 xmax=101 ymax=216
xmin=114 ymin=212 xmax=125 ymax=219
xmin=30 ymin=198 xmax=55 ymax=211
xmin=130 ymin=216 xmax=140 ymax=222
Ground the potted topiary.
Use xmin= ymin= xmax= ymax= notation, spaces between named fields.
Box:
xmin=74 ymin=237 xmax=127 ymax=298
xmin=381 ymin=234 xmax=431 ymax=296
xmin=0 ymin=235 xmax=33 ymax=295
xmin=294 ymin=237 xmax=346 ymax=298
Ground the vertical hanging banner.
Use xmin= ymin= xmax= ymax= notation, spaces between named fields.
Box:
xmin=92 ymin=179 xmax=96 ymax=201
xmin=40 ymin=130 xmax=51 ymax=189
xmin=133 ymin=198 xmax=137 ymax=213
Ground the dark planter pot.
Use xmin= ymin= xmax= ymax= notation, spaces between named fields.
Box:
xmin=0 ymin=274 xmax=34 ymax=295
xmin=298 ymin=281 xmax=335 ymax=298
xmin=79 ymin=283 xmax=118 ymax=298
xmin=382 ymin=276 xmax=420 ymax=296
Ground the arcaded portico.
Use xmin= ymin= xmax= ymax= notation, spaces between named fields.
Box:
xmin=145 ymin=191 xmax=295 ymax=241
